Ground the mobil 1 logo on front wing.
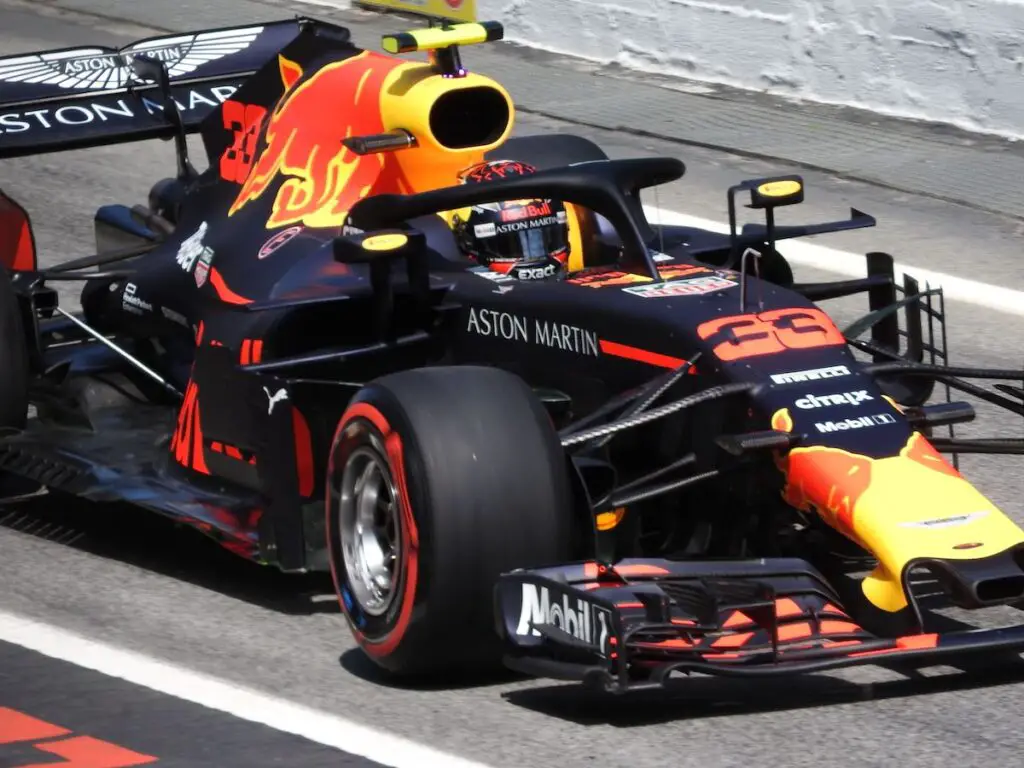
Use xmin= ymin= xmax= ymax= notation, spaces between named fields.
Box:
xmin=497 ymin=578 xmax=614 ymax=657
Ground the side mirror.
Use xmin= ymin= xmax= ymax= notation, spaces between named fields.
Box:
xmin=0 ymin=190 xmax=37 ymax=272
xmin=333 ymin=229 xmax=431 ymax=340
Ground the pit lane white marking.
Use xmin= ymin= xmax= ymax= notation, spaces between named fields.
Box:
xmin=645 ymin=206 xmax=1024 ymax=317
xmin=0 ymin=610 xmax=495 ymax=768
xmin=289 ymin=0 xmax=353 ymax=8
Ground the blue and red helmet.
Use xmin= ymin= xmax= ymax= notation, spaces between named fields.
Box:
xmin=449 ymin=160 xmax=570 ymax=281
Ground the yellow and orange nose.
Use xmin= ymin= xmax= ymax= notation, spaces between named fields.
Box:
xmin=774 ymin=408 xmax=1024 ymax=613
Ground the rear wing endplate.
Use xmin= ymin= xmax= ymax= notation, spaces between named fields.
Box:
xmin=0 ymin=19 xmax=305 ymax=159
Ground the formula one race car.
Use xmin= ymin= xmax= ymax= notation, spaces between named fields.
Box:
xmin=1 ymin=17 xmax=1024 ymax=690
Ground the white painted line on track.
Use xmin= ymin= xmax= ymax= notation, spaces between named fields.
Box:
xmin=645 ymin=206 xmax=1024 ymax=318
xmin=290 ymin=0 xmax=353 ymax=9
xmin=0 ymin=610 xmax=495 ymax=768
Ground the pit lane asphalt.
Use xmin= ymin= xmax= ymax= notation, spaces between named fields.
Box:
xmin=1 ymin=2 xmax=1024 ymax=767
xmin=0 ymin=639 xmax=387 ymax=767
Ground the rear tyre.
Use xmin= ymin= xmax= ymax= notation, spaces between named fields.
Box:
xmin=0 ymin=267 xmax=29 ymax=431
xmin=326 ymin=365 xmax=573 ymax=677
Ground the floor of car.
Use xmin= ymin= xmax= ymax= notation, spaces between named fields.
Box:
xmin=0 ymin=404 xmax=264 ymax=555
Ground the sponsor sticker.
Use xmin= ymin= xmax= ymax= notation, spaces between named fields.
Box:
xmin=258 ymin=225 xmax=303 ymax=259
xmin=160 ymin=305 xmax=189 ymax=327
xmin=512 ymin=261 xmax=559 ymax=281
xmin=194 ymin=248 xmax=214 ymax=287
xmin=493 ymin=215 xmax=562 ymax=235
xmin=473 ymin=222 xmax=496 ymax=239
xmin=466 ymin=307 xmax=599 ymax=356
xmin=500 ymin=200 xmax=553 ymax=222
xmin=771 ymin=365 xmax=851 ymax=385
xmin=899 ymin=511 xmax=991 ymax=529
xmin=567 ymin=268 xmax=652 ymax=288
xmin=176 ymin=221 xmax=212 ymax=273
xmin=515 ymin=582 xmax=613 ymax=656
xmin=795 ymin=390 xmax=873 ymax=410
xmin=0 ymin=27 xmax=263 ymax=93
xmin=815 ymin=413 xmax=896 ymax=433
xmin=469 ymin=265 xmax=516 ymax=284
xmin=0 ymin=85 xmax=238 ymax=134
xmin=121 ymin=282 xmax=152 ymax=315
xmin=263 ymin=385 xmax=289 ymax=415
xmin=623 ymin=273 xmax=737 ymax=298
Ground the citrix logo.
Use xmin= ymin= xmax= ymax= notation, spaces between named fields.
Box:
xmin=796 ymin=390 xmax=873 ymax=410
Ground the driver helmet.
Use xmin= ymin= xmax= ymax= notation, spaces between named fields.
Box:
xmin=448 ymin=160 xmax=570 ymax=281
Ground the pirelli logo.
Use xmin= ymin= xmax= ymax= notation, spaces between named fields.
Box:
xmin=770 ymin=365 xmax=850 ymax=385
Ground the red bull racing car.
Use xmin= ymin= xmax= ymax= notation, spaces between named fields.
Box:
xmin=1 ymin=16 xmax=1024 ymax=692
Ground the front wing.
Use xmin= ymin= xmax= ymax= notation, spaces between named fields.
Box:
xmin=494 ymin=557 xmax=1024 ymax=692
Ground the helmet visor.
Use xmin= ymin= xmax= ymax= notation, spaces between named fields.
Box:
xmin=471 ymin=210 xmax=569 ymax=264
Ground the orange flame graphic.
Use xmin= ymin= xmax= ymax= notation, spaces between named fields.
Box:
xmin=229 ymin=51 xmax=403 ymax=229
xmin=774 ymin=420 xmax=964 ymax=538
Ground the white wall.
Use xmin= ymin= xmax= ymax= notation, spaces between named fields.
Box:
xmin=478 ymin=0 xmax=1024 ymax=139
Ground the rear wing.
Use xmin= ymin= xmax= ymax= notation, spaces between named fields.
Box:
xmin=0 ymin=19 xmax=305 ymax=159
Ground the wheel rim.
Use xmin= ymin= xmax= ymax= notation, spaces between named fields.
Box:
xmin=338 ymin=439 xmax=402 ymax=617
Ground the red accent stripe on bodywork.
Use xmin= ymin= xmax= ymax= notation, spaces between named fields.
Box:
xmin=599 ymin=340 xmax=699 ymax=372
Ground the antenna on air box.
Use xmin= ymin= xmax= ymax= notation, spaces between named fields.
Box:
xmin=726 ymin=175 xmax=805 ymax=312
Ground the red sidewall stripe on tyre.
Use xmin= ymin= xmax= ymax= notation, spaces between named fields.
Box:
xmin=327 ymin=402 xmax=420 ymax=659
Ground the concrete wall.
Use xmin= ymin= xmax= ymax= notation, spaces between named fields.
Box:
xmin=477 ymin=0 xmax=1024 ymax=139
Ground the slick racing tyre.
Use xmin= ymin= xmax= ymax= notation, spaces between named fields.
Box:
xmin=0 ymin=267 xmax=29 ymax=431
xmin=326 ymin=365 xmax=573 ymax=678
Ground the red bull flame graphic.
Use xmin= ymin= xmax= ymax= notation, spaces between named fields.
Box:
xmin=773 ymin=408 xmax=872 ymax=540
xmin=228 ymin=52 xmax=404 ymax=230
xmin=774 ymin=408 xmax=961 ymax=538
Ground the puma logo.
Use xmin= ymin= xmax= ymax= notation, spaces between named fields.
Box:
xmin=263 ymin=386 xmax=288 ymax=415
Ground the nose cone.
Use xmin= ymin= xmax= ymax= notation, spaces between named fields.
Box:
xmin=852 ymin=434 xmax=1024 ymax=612
xmin=775 ymin=407 xmax=1024 ymax=614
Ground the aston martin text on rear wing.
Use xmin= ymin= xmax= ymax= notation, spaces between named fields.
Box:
xmin=0 ymin=19 xmax=304 ymax=159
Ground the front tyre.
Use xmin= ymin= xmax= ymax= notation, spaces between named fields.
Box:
xmin=326 ymin=366 xmax=573 ymax=677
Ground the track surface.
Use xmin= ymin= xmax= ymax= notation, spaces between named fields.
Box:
xmin=1 ymin=2 xmax=1024 ymax=767
xmin=0 ymin=640 xmax=380 ymax=768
